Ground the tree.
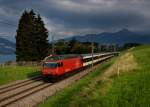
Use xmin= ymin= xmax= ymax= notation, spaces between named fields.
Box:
xmin=34 ymin=14 xmax=49 ymax=60
xmin=55 ymin=39 xmax=68 ymax=54
xmin=68 ymin=38 xmax=78 ymax=53
xmin=16 ymin=10 xmax=32 ymax=61
xmin=16 ymin=10 xmax=49 ymax=61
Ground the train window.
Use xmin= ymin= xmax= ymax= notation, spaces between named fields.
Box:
xmin=58 ymin=62 xmax=63 ymax=67
xmin=43 ymin=62 xmax=58 ymax=68
xmin=83 ymin=56 xmax=102 ymax=62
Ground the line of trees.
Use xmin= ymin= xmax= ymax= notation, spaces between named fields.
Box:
xmin=53 ymin=38 xmax=97 ymax=54
xmin=16 ymin=10 xmax=49 ymax=61
xmin=51 ymin=39 xmax=141 ymax=54
xmin=49 ymin=38 xmax=119 ymax=54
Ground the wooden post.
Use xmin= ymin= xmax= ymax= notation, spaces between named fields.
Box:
xmin=117 ymin=62 xmax=120 ymax=76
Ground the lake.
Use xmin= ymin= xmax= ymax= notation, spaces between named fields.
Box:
xmin=0 ymin=54 xmax=16 ymax=64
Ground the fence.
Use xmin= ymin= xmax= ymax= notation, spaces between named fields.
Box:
xmin=0 ymin=61 xmax=43 ymax=67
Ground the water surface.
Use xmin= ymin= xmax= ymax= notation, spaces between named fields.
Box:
xmin=0 ymin=54 xmax=16 ymax=64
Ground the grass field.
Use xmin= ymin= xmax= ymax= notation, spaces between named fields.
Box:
xmin=38 ymin=45 xmax=150 ymax=107
xmin=0 ymin=66 xmax=41 ymax=86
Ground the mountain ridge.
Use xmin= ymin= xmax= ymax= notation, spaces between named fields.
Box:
xmin=0 ymin=29 xmax=150 ymax=55
xmin=65 ymin=29 xmax=150 ymax=45
xmin=0 ymin=37 xmax=15 ymax=54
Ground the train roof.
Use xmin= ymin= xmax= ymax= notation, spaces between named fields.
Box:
xmin=44 ymin=54 xmax=81 ymax=61
xmin=44 ymin=52 xmax=119 ymax=61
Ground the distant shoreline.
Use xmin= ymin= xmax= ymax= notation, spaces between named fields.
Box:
xmin=0 ymin=54 xmax=16 ymax=64
xmin=0 ymin=53 xmax=15 ymax=55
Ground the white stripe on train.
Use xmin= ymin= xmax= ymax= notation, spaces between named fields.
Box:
xmin=82 ymin=53 xmax=112 ymax=59
xmin=83 ymin=55 xmax=114 ymax=66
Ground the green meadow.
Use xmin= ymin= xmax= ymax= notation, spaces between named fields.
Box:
xmin=0 ymin=66 xmax=41 ymax=86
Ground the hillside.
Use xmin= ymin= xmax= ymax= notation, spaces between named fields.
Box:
xmin=38 ymin=45 xmax=150 ymax=107
xmin=0 ymin=37 xmax=15 ymax=54
xmin=65 ymin=29 xmax=150 ymax=45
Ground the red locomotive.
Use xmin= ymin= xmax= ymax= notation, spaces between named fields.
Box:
xmin=42 ymin=55 xmax=83 ymax=77
xmin=42 ymin=53 xmax=116 ymax=79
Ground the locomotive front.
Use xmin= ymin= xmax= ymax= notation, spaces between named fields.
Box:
xmin=42 ymin=55 xmax=63 ymax=77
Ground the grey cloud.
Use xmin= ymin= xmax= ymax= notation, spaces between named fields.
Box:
xmin=0 ymin=0 xmax=150 ymax=41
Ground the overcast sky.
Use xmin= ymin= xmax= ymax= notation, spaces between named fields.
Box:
xmin=0 ymin=0 xmax=150 ymax=41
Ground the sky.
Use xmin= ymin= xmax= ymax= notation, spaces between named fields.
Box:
xmin=0 ymin=0 xmax=150 ymax=42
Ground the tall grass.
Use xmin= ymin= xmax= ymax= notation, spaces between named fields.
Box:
xmin=97 ymin=45 xmax=150 ymax=107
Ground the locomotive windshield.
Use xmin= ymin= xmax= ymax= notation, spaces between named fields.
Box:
xmin=43 ymin=62 xmax=58 ymax=68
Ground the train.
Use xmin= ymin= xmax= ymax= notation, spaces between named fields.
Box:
xmin=42 ymin=52 xmax=117 ymax=79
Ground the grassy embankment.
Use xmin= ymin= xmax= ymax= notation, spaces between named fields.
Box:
xmin=0 ymin=66 xmax=41 ymax=86
xmin=38 ymin=45 xmax=150 ymax=107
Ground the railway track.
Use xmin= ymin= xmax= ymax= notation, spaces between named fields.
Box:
xmin=0 ymin=55 xmax=115 ymax=107
xmin=0 ymin=76 xmax=41 ymax=90
xmin=0 ymin=76 xmax=52 ymax=107
xmin=0 ymin=76 xmax=42 ymax=94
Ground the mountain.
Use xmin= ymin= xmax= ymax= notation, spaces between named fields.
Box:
xmin=65 ymin=29 xmax=150 ymax=45
xmin=0 ymin=37 xmax=15 ymax=54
